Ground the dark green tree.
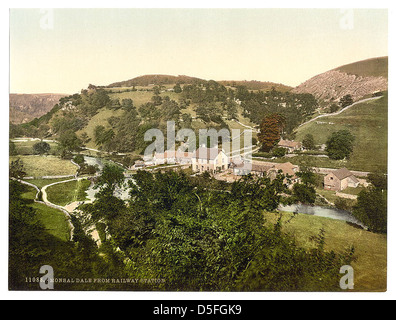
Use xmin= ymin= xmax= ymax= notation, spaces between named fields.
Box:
xmin=302 ymin=134 xmax=315 ymax=150
xmin=173 ymin=83 xmax=182 ymax=93
xmin=325 ymin=130 xmax=355 ymax=160
xmin=353 ymin=187 xmax=387 ymax=233
xmin=58 ymin=130 xmax=82 ymax=153
xmin=9 ymin=158 xmax=27 ymax=179
xmin=340 ymin=94 xmax=353 ymax=109
xmin=32 ymin=141 xmax=51 ymax=155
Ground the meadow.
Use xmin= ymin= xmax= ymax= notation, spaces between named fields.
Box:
xmin=294 ymin=94 xmax=388 ymax=172
xmin=10 ymin=155 xmax=78 ymax=177
xmin=21 ymin=184 xmax=71 ymax=242
xmin=46 ymin=179 xmax=91 ymax=207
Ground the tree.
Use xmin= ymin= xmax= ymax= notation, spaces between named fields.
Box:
xmin=9 ymin=141 xmax=17 ymax=156
xmin=80 ymin=132 xmax=91 ymax=146
xmin=9 ymin=158 xmax=27 ymax=179
xmin=353 ymin=187 xmax=387 ymax=233
xmin=329 ymin=103 xmax=339 ymax=113
xmin=258 ymin=114 xmax=286 ymax=152
xmin=59 ymin=130 xmax=81 ymax=151
xmin=121 ymin=98 xmax=134 ymax=112
xmin=95 ymin=164 xmax=125 ymax=194
xmin=94 ymin=125 xmax=115 ymax=151
xmin=325 ymin=130 xmax=354 ymax=160
xmin=292 ymin=167 xmax=317 ymax=204
xmin=173 ymin=83 xmax=182 ymax=93
xmin=340 ymin=94 xmax=353 ymax=109
xmin=367 ymin=172 xmax=387 ymax=191
xmin=302 ymin=134 xmax=315 ymax=150
xmin=32 ymin=141 xmax=51 ymax=155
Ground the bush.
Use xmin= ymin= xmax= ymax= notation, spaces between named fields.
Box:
xmin=272 ymin=147 xmax=287 ymax=158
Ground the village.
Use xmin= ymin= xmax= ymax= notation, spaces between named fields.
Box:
xmin=131 ymin=138 xmax=368 ymax=200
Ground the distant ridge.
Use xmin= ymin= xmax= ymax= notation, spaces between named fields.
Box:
xmin=9 ymin=93 xmax=68 ymax=124
xmin=218 ymin=80 xmax=292 ymax=92
xmin=106 ymin=74 xmax=205 ymax=87
xmin=106 ymin=74 xmax=292 ymax=92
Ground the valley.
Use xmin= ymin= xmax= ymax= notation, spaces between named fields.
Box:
xmin=9 ymin=56 xmax=388 ymax=292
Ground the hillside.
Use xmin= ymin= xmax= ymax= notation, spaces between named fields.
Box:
xmin=294 ymin=92 xmax=388 ymax=172
xmin=9 ymin=93 xmax=67 ymax=124
xmin=292 ymin=57 xmax=388 ymax=103
xmin=218 ymin=80 xmax=292 ymax=92
xmin=335 ymin=56 xmax=388 ymax=78
xmin=106 ymin=74 xmax=292 ymax=92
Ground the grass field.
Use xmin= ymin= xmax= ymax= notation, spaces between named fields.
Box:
xmin=295 ymin=94 xmax=388 ymax=172
xmin=21 ymin=185 xmax=71 ymax=242
xmin=46 ymin=179 xmax=91 ymax=206
xmin=31 ymin=202 xmax=71 ymax=241
xmin=12 ymin=139 xmax=59 ymax=155
xmin=26 ymin=177 xmax=72 ymax=189
xmin=10 ymin=155 xmax=77 ymax=177
xmin=265 ymin=211 xmax=387 ymax=292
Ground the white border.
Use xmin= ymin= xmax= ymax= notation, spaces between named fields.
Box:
xmin=2 ymin=0 xmax=395 ymax=301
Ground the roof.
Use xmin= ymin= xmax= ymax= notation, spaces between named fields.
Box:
xmin=278 ymin=139 xmax=301 ymax=148
xmin=252 ymin=163 xmax=273 ymax=172
xmin=193 ymin=147 xmax=224 ymax=160
xmin=272 ymin=162 xmax=299 ymax=177
xmin=176 ymin=151 xmax=194 ymax=159
xmin=331 ymin=168 xmax=355 ymax=180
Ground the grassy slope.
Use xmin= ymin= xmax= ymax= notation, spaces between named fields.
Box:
xmin=265 ymin=211 xmax=387 ymax=292
xmin=46 ymin=179 xmax=91 ymax=206
xmin=21 ymin=185 xmax=71 ymax=242
xmin=13 ymin=139 xmax=59 ymax=155
xmin=10 ymin=155 xmax=77 ymax=177
xmin=27 ymin=177 xmax=72 ymax=189
xmin=79 ymin=90 xmax=256 ymax=153
xmin=335 ymin=56 xmax=388 ymax=78
xmin=76 ymin=107 xmax=125 ymax=149
xmin=294 ymin=93 xmax=388 ymax=172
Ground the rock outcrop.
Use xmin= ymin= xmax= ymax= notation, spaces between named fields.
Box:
xmin=292 ymin=69 xmax=388 ymax=103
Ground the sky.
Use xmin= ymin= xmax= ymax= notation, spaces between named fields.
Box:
xmin=9 ymin=8 xmax=388 ymax=94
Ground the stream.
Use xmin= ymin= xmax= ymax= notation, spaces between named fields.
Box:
xmin=279 ymin=203 xmax=366 ymax=228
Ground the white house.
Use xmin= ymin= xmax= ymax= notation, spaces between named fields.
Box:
xmin=191 ymin=147 xmax=229 ymax=173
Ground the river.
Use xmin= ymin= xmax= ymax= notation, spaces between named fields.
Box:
xmin=84 ymin=156 xmax=133 ymax=201
xmin=279 ymin=203 xmax=366 ymax=229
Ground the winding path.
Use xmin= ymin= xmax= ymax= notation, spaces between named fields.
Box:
xmin=296 ymin=96 xmax=383 ymax=130
xmin=15 ymin=178 xmax=76 ymax=240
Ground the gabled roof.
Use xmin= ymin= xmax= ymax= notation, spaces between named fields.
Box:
xmin=273 ymin=162 xmax=299 ymax=177
xmin=278 ymin=139 xmax=301 ymax=148
xmin=332 ymin=167 xmax=355 ymax=180
xmin=252 ymin=164 xmax=273 ymax=172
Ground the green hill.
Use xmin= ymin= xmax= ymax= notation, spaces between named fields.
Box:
xmin=295 ymin=92 xmax=388 ymax=172
xmin=106 ymin=74 xmax=205 ymax=88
